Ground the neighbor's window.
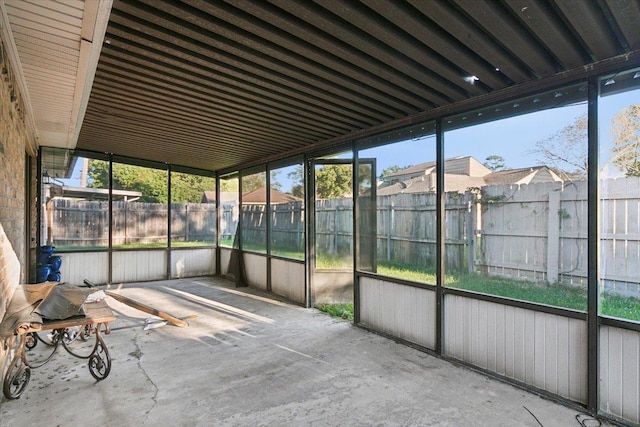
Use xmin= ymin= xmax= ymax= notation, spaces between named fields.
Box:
xmin=110 ymin=161 xmax=168 ymax=249
xmin=443 ymin=83 xmax=588 ymax=311
xmin=170 ymin=170 xmax=216 ymax=247
xmin=356 ymin=122 xmax=437 ymax=283
xmin=269 ymin=161 xmax=305 ymax=260
xmin=219 ymin=173 xmax=239 ymax=248
xmin=40 ymin=148 xmax=109 ymax=250
xmin=598 ymin=68 xmax=640 ymax=322
xmin=241 ymin=168 xmax=267 ymax=253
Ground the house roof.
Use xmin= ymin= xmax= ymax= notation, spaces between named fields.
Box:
xmin=242 ymin=188 xmax=302 ymax=204
xmin=484 ymin=166 xmax=557 ymax=186
xmin=202 ymin=188 xmax=301 ymax=204
xmin=378 ymin=164 xmax=562 ymax=195
xmin=201 ymin=191 xmax=238 ymax=204
xmin=2 ymin=0 xmax=639 ymax=171
xmin=384 ymin=161 xmax=436 ymax=180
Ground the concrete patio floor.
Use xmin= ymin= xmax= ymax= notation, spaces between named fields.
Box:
xmin=0 ymin=276 xmax=609 ymax=426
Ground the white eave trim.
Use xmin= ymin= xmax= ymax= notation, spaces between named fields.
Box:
xmin=68 ymin=0 xmax=113 ymax=149
xmin=0 ymin=0 xmax=38 ymax=156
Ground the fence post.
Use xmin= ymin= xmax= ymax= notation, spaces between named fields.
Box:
xmin=386 ymin=204 xmax=392 ymax=262
xmin=466 ymin=193 xmax=477 ymax=274
xmin=334 ymin=206 xmax=338 ymax=253
xmin=185 ymin=204 xmax=189 ymax=241
xmin=547 ymin=190 xmax=560 ymax=284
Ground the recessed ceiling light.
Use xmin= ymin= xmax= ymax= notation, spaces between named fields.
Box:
xmin=633 ymin=72 xmax=640 ymax=79
xmin=554 ymin=92 xmax=563 ymax=98
xmin=604 ymin=78 xmax=616 ymax=86
xmin=513 ymin=103 xmax=520 ymax=108
xmin=533 ymin=98 xmax=540 ymax=103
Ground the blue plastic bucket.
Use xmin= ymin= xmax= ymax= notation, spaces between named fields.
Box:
xmin=37 ymin=245 xmax=55 ymax=265
xmin=48 ymin=255 xmax=62 ymax=272
xmin=36 ymin=265 xmax=51 ymax=282
xmin=47 ymin=272 xmax=61 ymax=282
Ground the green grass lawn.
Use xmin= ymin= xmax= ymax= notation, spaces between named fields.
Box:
xmin=317 ymin=262 xmax=640 ymax=322
xmin=316 ymin=303 xmax=354 ymax=321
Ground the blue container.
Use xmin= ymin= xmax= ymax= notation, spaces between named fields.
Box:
xmin=36 ymin=266 xmax=51 ymax=283
xmin=49 ymin=255 xmax=62 ymax=272
xmin=37 ymin=245 xmax=55 ymax=265
xmin=47 ymin=272 xmax=61 ymax=282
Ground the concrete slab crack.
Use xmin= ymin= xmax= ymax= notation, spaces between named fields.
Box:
xmin=130 ymin=332 xmax=158 ymax=424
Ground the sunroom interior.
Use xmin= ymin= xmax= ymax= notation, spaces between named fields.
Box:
xmin=1 ymin=0 xmax=640 ymax=425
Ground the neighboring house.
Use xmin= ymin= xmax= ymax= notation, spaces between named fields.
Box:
xmin=242 ymin=187 xmax=303 ymax=205
xmin=377 ymin=156 xmax=563 ymax=195
xmin=202 ymin=188 xmax=302 ymax=205
xmin=201 ymin=191 xmax=240 ymax=204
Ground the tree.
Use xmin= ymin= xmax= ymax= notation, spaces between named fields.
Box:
xmin=287 ymin=165 xmax=305 ymax=198
xmin=315 ymin=164 xmax=352 ymax=198
xmin=171 ymin=173 xmax=215 ymax=203
xmin=241 ymin=172 xmax=266 ymax=193
xmin=483 ymin=155 xmax=506 ymax=171
xmin=88 ymin=160 xmax=214 ymax=203
xmin=270 ymin=170 xmax=282 ymax=191
xmin=531 ymin=113 xmax=587 ymax=179
xmin=220 ymin=176 xmax=238 ymax=192
xmin=610 ymin=105 xmax=640 ymax=177
xmin=379 ymin=165 xmax=402 ymax=180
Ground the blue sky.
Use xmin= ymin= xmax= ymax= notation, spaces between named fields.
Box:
xmin=361 ymin=88 xmax=638 ymax=178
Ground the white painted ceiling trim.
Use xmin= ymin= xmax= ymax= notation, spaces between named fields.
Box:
xmin=0 ymin=0 xmax=37 ymax=155
xmin=0 ymin=0 xmax=112 ymax=154
xmin=70 ymin=0 xmax=113 ymax=149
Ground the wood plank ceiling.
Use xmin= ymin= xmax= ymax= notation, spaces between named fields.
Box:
xmin=72 ymin=0 xmax=640 ymax=172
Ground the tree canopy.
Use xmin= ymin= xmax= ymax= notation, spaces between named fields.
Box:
xmin=611 ymin=105 xmax=640 ymax=177
xmin=87 ymin=160 xmax=214 ymax=203
xmin=483 ymin=155 xmax=506 ymax=171
xmin=315 ymin=164 xmax=352 ymax=199
xmin=531 ymin=113 xmax=587 ymax=179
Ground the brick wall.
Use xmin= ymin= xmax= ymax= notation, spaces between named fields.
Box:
xmin=0 ymin=38 xmax=33 ymax=371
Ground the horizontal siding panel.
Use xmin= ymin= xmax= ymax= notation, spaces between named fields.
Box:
xmin=359 ymin=276 xmax=435 ymax=349
xmin=112 ymin=251 xmax=166 ymax=283
xmin=170 ymin=248 xmax=215 ymax=279
xmin=219 ymin=247 xmax=232 ymax=276
xmin=243 ymin=253 xmax=267 ymax=290
xmin=271 ymin=258 xmax=305 ymax=304
xmin=59 ymin=252 xmax=108 ymax=285
xmin=600 ymin=326 xmax=640 ymax=423
xmin=444 ymin=294 xmax=587 ymax=403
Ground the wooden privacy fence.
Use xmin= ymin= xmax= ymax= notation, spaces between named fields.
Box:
xmin=50 ymin=199 xmax=216 ymax=246
xmin=478 ymin=177 xmax=640 ymax=296
xmin=49 ymin=177 xmax=640 ymax=296
xmin=375 ymin=193 xmax=468 ymax=271
xmin=478 ymin=181 xmax=587 ymax=286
